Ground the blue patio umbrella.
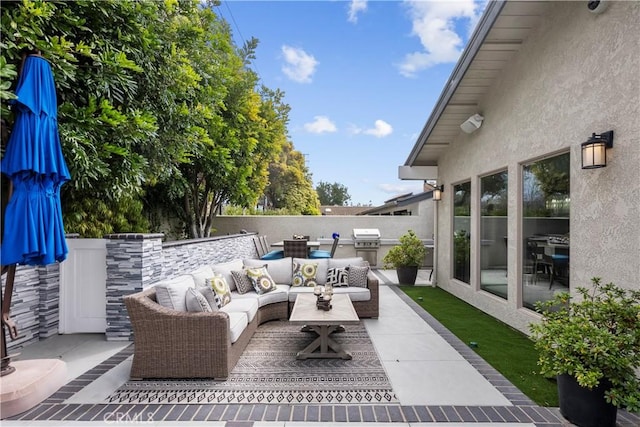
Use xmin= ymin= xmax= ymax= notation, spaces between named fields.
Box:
xmin=1 ymin=54 xmax=70 ymax=375
xmin=1 ymin=54 xmax=70 ymax=266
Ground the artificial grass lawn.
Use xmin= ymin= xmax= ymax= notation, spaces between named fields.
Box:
xmin=400 ymin=286 xmax=559 ymax=407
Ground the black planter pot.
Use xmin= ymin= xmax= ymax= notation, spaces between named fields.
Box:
xmin=396 ymin=267 xmax=418 ymax=285
xmin=557 ymin=374 xmax=617 ymax=427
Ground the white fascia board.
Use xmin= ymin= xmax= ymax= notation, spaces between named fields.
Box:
xmin=398 ymin=166 xmax=439 ymax=180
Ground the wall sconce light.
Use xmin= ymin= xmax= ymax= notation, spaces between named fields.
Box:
xmin=460 ymin=114 xmax=484 ymax=134
xmin=581 ymin=130 xmax=613 ymax=169
xmin=432 ymin=185 xmax=444 ymax=201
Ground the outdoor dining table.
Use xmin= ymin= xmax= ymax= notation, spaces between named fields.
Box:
xmin=271 ymin=241 xmax=321 ymax=249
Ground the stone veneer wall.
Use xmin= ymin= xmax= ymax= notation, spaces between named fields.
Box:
xmin=38 ymin=263 xmax=61 ymax=339
xmin=1 ymin=264 xmax=61 ymax=351
xmin=104 ymin=232 xmax=257 ymax=341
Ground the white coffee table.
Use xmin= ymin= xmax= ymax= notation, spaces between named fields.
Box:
xmin=289 ymin=293 xmax=360 ymax=360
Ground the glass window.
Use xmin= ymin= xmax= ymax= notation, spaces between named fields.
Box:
xmin=480 ymin=171 xmax=508 ymax=299
xmin=453 ymin=181 xmax=471 ymax=283
xmin=522 ymin=153 xmax=570 ymax=310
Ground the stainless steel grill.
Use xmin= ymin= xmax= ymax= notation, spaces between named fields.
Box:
xmin=353 ymin=228 xmax=380 ymax=266
xmin=352 ymin=228 xmax=381 ymax=249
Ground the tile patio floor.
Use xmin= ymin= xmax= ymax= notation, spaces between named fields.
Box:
xmin=3 ymin=270 xmax=639 ymax=426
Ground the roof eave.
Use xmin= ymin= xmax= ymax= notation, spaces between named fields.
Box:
xmin=404 ymin=0 xmax=507 ymax=167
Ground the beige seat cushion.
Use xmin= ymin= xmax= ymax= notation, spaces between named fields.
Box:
xmin=233 ymin=285 xmax=289 ymax=307
xmin=227 ymin=312 xmax=248 ymax=343
xmin=288 ymin=285 xmax=370 ymax=302
xmin=287 ymin=286 xmax=315 ymax=302
xmin=333 ymin=286 xmax=371 ymax=302
xmin=221 ymin=298 xmax=259 ymax=323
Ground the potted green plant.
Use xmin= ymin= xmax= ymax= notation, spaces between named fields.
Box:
xmin=529 ymin=278 xmax=640 ymax=427
xmin=382 ymin=230 xmax=426 ymax=285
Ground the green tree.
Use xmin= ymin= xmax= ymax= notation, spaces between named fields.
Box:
xmin=530 ymin=154 xmax=570 ymax=198
xmin=264 ymin=141 xmax=320 ymax=215
xmin=316 ymin=181 xmax=351 ymax=206
xmin=2 ymin=0 xmax=292 ymax=237
xmin=1 ymin=0 xmax=162 ymax=235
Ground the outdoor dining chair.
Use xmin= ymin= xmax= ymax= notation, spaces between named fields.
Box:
xmin=309 ymin=236 xmax=339 ymax=259
xmin=546 ymin=246 xmax=569 ymax=289
xmin=259 ymin=235 xmax=284 ymax=260
xmin=253 ymin=236 xmax=266 ymax=258
xmin=525 ymin=239 xmax=552 ymax=285
xmin=283 ymin=239 xmax=309 ymax=258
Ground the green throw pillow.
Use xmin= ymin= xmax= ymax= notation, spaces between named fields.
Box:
xmin=245 ymin=266 xmax=277 ymax=294
xmin=292 ymin=261 xmax=319 ymax=287
xmin=207 ymin=274 xmax=232 ymax=307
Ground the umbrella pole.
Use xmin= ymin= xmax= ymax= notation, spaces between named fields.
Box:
xmin=1 ymin=264 xmax=18 ymax=376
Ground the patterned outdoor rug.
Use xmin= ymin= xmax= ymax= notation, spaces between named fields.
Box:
xmin=107 ymin=321 xmax=397 ymax=405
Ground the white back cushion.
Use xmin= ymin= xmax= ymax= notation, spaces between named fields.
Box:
xmin=243 ymin=257 xmax=293 ymax=285
xmin=155 ymin=275 xmax=196 ymax=311
xmin=328 ymin=257 xmax=365 ymax=269
xmin=211 ymin=259 xmax=244 ymax=291
xmin=190 ymin=265 xmax=215 ymax=288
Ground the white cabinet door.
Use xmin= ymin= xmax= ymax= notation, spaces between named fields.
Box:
xmin=59 ymin=239 xmax=107 ymax=333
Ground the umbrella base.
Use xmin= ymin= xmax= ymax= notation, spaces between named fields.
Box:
xmin=1 ymin=354 xmax=19 ymax=376
xmin=1 ymin=365 xmax=16 ymax=376
xmin=0 ymin=359 xmax=67 ymax=419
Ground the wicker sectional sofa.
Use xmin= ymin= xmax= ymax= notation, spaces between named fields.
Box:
xmin=124 ymin=256 xmax=379 ymax=380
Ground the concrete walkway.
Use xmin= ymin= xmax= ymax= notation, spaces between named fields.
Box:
xmin=365 ymin=283 xmax=511 ymax=407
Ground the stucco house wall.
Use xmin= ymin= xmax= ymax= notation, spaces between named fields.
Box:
xmin=434 ymin=1 xmax=639 ymax=333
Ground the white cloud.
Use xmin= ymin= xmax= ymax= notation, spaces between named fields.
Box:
xmin=348 ymin=120 xmax=393 ymax=138
xmin=281 ymin=45 xmax=318 ymax=83
xmin=398 ymin=0 xmax=481 ymax=77
xmin=348 ymin=0 xmax=368 ymax=23
xmin=347 ymin=124 xmax=363 ymax=135
xmin=364 ymin=120 xmax=393 ymax=138
xmin=304 ymin=116 xmax=337 ymax=134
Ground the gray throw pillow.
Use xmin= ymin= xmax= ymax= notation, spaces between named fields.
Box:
xmin=185 ymin=287 xmax=213 ymax=312
xmin=347 ymin=264 xmax=369 ymax=288
xmin=231 ymin=269 xmax=255 ymax=294
xmin=197 ymin=286 xmax=219 ymax=311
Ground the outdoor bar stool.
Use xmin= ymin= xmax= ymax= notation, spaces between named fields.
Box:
xmin=309 ymin=236 xmax=339 ymax=259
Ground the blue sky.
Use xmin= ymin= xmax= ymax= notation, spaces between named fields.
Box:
xmin=218 ymin=0 xmax=487 ymax=206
